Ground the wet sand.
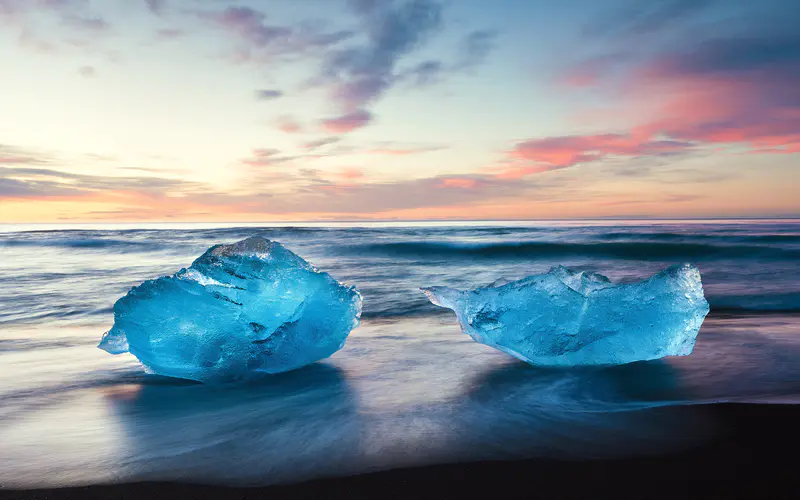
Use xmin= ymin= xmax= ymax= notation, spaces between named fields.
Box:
xmin=3 ymin=403 xmax=799 ymax=499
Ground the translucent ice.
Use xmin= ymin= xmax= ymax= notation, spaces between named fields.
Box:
xmin=99 ymin=236 xmax=361 ymax=382
xmin=422 ymin=264 xmax=709 ymax=366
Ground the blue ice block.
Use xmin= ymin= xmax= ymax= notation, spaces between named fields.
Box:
xmin=422 ymin=264 xmax=709 ymax=366
xmin=99 ymin=236 xmax=361 ymax=382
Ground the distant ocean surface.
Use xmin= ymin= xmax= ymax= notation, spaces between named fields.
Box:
xmin=1 ymin=220 xmax=799 ymax=487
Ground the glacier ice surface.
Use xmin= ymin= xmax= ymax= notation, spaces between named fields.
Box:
xmin=99 ymin=236 xmax=361 ymax=382
xmin=422 ymin=264 xmax=709 ymax=366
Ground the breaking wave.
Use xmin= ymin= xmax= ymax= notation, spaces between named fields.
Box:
xmin=2 ymin=221 xmax=798 ymax=324
xmin=345 ymin=241 xmax=799 ymax=261
xmin=0 ymin=238 xmax=158 ymax=250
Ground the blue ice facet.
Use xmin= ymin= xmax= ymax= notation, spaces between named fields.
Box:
xmin=422 ymin=264 xmax=709 ymax=366
xmin=99 ymin=237 xmax=361 ymax=382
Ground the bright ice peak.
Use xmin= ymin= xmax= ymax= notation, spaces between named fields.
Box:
xmin=422 ymin=264 xmax=710 ymax=366
xmin=99 ymin=236 xmax=362 ymax=382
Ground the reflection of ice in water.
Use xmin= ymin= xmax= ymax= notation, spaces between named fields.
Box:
xmin=91 ymin=319 xmax=714 ymax=486
xmin=1 ymin=315 xmax=798 ymax=487
xmin=664 ymin=315 xmax=800 ymax=401
xmin=108 ymin=363 xmax=365 ymax=486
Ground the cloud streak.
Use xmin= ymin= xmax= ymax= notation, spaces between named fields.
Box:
xmin=510 ymin=134 xmax=693 ymax=168
xmin=0 ymin=145 xmax=50 ymax=165
xmin=0 ymin=162 xmax=549 ymax=219
xmin=240 ymin=148 xmax=298 ymax=167
xmin=302 ymin=137 xmax=343 ymax=150
xmin=399 ymin=29 xmax=499 ymax=87
xmin=317 ymin=0 xmax=443 ymax=112
xmin=584 ymin=0 xmax=715 ymax=39
xmin=454 ymin=29 xmax=499 ymax=70
xmin=275 ymin=115 xmax=303 ymax=134
xmin=255 ymin=89 xmax=283 ymax=100
xmin=0 ymin=165 xmax=204 ymax=200
xmin=198 ymin=5 xmax=352 ymax=63
xmin=320 ymin=109 xmax=373 ymax=134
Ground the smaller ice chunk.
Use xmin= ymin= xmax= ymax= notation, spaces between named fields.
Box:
xmin=99 ymin=236 xmax=361 ymax=382
xmin=422 ymin=264 xmax=710 ymax=366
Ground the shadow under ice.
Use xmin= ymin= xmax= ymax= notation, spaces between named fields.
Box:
xmin=105 ymin=363 xmax=365 ymax=486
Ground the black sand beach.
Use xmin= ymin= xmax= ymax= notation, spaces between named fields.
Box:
xmin=3 ymin=403 xmax=799 ymax=500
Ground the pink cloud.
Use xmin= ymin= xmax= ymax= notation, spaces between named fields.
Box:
xmin=504 ymin=34 xmax=800 ymax=180
xmin=509 ymin=133 xmax=692 ymax=168
xmin=638 ymin=93 xmax=800 ymax=152
xmin=317 ymin=183 xmax=359 ymax=193
xmin=494 ymin=164 xmax=566 ymax=180
xmin=315 ymin=168 xmax=365 ymax=193
xmin=336 ymin=167 xmax=364 ymax=180
xmin=621 ymin=55 xmax=800 ymax=152
xmin=320 ymin=109 xmax=373 ymax=134
xmin=368 ymin=149 xmax=418 ymax=156
xmin=438 ymin=178 xmax=479 ymax=189
xmin=276 ymin=116 xmax=302 ymax=134
xmin=558 ymin=36 xmax=800 ymax=156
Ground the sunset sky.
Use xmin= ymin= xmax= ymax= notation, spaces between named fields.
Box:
xmin=1 ymin=0 xmax=798 ymax=222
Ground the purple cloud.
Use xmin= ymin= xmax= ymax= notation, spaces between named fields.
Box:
xmin=204 ymin=6 xmax=291 ymax=48
xmin=0 ymin=145 xmax=49 ymax=165
xmin=275 ymin=115 xmax=303 ymax=134
xmin=320 ymin=109 xmax=373 ymax=134
xmin=398 ymin=29 xmax=498 ymax=87
xmin=198 ymin=5 xmax=351 ymax=63
xmin=320 ymin=0 xmax=443 ymax=110
xmin=454 ymin=29 xmax=499 ymax=70
xmin=302 ymin=137 xmax=343 ymax=150
xmin=403 ymin=60 xmax=443 ymax=86
xmin=156 ymin=28 xmax=183 ymax=40
xmin=255 ymin=89 xmax=283 ymax=100
xmin=317 ymin=2 xmax=497 ymax=118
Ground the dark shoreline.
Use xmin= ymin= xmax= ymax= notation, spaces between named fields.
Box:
xmin=3 ymin=402 xmax=799 ymax=499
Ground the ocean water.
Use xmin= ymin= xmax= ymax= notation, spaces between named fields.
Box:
xmin=1 ymin=220 xmax=799 ymax=487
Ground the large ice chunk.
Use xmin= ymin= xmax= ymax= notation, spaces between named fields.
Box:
xmin=99 ymin=236 xmax=361 ymax=382
xmin=422 ymin=264 xmax=709 ymax=366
